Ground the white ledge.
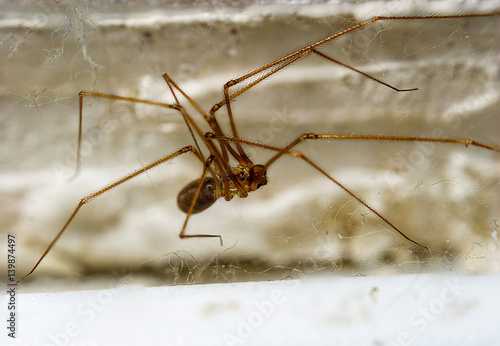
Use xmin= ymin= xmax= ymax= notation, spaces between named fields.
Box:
xmin=8 ymin=273 xmax=500 ymax=345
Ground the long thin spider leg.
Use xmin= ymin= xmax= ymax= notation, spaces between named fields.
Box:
xmin=160 ymin=74 xmax=251 ymax=200
xmin=210 ymin=51 xmax=308 ymax=117
xmin=161 ymin=74 xmax=212 ymax=125
xmin=294 ymin=153 xmax=428 ymax=249
xmin=206 ymin=133 xmax=499 ymax=163
xmin=162 ymin=74 xmax=247 ymax=169
xmin=230 ymin=14 xmax=498 ymax=93
xmin=310 ymin=49 xmax=418 ymax=92
xmin=161 ymin=74 xmax=227 ymax=142
xmin=264 ymin=134 xmax=500 ymax=169
xmin=17 ymin=146 xmax=205 ymax=283
xmin=209 ymin=14 xmax=497 ymax=117
xmin=75 ymin=91 xmax=178 ymax=179
xmin=164 ymin=78 xmax=205 ymax=158
xmin=216 ymin=52 xmax=309 ymax=163
xmin=179 ymin=155 xmax=223 ymax=245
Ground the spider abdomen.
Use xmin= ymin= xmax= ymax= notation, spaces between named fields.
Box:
xmin=177 ymin=177 xmax=218 ymax=214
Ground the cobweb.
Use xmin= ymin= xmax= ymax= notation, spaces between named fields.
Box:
xmin=1 ymin=1 xmax=499 ymax=292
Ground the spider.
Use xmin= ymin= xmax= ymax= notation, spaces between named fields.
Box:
xmin=18 ymin=12 xmax=499 ymax=283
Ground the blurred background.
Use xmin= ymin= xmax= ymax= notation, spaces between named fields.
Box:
xmin=1 ymin=1 xmax=499 ymax=293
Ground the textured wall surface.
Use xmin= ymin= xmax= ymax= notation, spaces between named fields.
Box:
xmin=1 ymin=2 xmax=499 ymax=291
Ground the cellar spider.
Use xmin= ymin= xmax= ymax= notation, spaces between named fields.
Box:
xmin=18 ymin=13 xmax=499 ymax=283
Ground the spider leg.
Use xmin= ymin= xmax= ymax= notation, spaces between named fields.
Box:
xmin=75 ymin=91 xmax=179 ymax=179
xmin=18 ymin=146 xmax=206 ymax=283
xmin=209 ymin=14 xmax=498 ymax=119
xmin=206 ymin=132 xmax=500 ymax=249
xmin=178 ymin=155 xmax=223 ymax=246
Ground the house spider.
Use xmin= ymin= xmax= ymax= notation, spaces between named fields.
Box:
xmin=18 ymin=12 xmax=499 ymax=283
